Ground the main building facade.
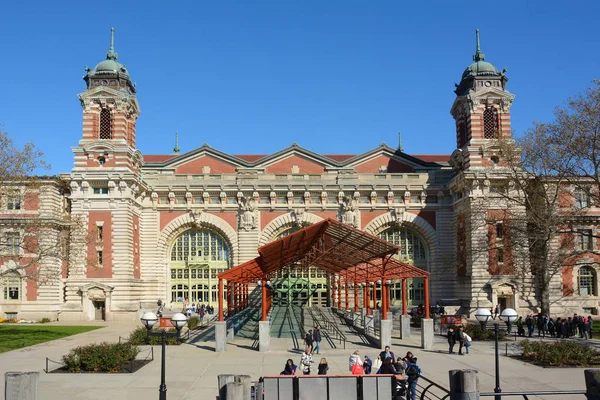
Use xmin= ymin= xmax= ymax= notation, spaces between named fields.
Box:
xmin=1 ymin=31 xmax=598 ymax=321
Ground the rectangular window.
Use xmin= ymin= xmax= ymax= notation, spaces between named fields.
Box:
xmin=327 ymin=197 xmax=337 ymax=204
xmin=171 ymin=269 xmax=176 ymax=279
xmin=3 ymin=276 xmax=20 ymax=300
xmin=312 ymin=196 xmax=321 ymax=204
xmin=177 ymin=269 xmax=183 ymax=279
xmin=260 ymin=197 xmax=270 ymax=204
xmin=6 ymin=232 xmax=20 ymax=256
xmin=294 ymin=198 xmax=303 ymax=204
xmin=577 ymin=229 xmax=593 ymax=251
xmin=191 ymin=269 xmax=197 ymax=279
xmin=496 ymin=223 xmax=503 ymax=239
xmin=93 ymin=187 xmax=109 ymax=195
xmin=277 ymin=197 xmax=287 ymax=205
xmin=410 ymin=196 xmax=420 ymax=204
xmin=211 ymin=269 xmax=216 ymax=279
xmin=6 ymin=193 xmax=21 ymax=210
xmin=377 ymin=196 xmax=386 ymax=204
xmin=497 ymin=248 xmax=504 ymax=264
xmin=575 ymin=189 xmax=590 ymax=209
xmin=425 ymin=195 xmax=438 ymax=204
xmin=97 ymin=226 xmax=103 ymax=241
xmin=203 ymin=269 xmax=209 ymax=279
xmin=210 ymin=198 xmax=220 ymax=205
xmin=394 ymin=196 xmax=403 ymax=204
xmin=159 ymin=197 xmax=169 ymax=204
xmin=227 ymin=197 xmax=237 ymax=205
xmin=183 ymin=269 xmax=189 ymax=279
xmin=194 ymin=197 xmax=203 ymax=204
xmin=97 ymin=251 xmax=103 ymax=266
xmin=360 ymin=197 xmax=370 ymax=204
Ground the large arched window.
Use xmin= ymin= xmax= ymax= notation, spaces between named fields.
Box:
xmin=170 ymin=230 xmax=230 ymax=262
xmin=169 ymin=229 xmax=230 ymax=307
xmin=379 ymin=227 xmax=428 ymax=305
xmin=378 ymin=227 xmax=427 ymax=264
xmin=578 ymin=266 xmax=596 ymax=296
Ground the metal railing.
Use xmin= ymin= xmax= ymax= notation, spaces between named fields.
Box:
xmin=309 ymin=307 xmax=346 ymax=349
xmin=480 ymin=391 xmax=586 ymax=398
xmin=416 ymin=374 xmax=451 ymax=400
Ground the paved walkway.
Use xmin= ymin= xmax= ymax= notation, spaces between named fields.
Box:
xmin=0 ymin=319 xmax=593 ymax=400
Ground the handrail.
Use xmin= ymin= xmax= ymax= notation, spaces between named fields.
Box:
xmin=313 ymin=307 xmax=346 ymax=349
xmin=416 ymin=374 xmax=451 ymax=400
xmin=480 ymin=390 xmax=586 ymax=398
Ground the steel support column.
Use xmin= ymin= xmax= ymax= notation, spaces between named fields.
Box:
xmin=218 ymin=278 xmax=224 ymax=321
xmin=424 ymin=275 xmax=430 ymax=319
xmin=401 ymin=278 xmax=407 ymax=315
xmin=382 ymin=277 xmax=388 ymax=320
xmin=261 ymin=279 xmax=268 ymax=321
xmin=353 ymin=281 xmax=359 ymax=312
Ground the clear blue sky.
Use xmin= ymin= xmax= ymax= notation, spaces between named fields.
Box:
xmin=1 ymin=1 xmax=599 ymax=174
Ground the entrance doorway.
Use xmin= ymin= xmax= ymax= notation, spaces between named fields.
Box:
xmin=93 ymin=300 xmax=105 ymax=321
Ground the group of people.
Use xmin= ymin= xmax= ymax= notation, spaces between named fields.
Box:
xmin=281 ymin=354 xmax=330 ymax=376
xmin=517 ymin=314 xmax=594 ymax=339
xmin=303 ymin=325 xmax=322 ymax=354
xmin=348 ymin=346 xmax=421 ymax=400
xmin=446 ymin=325 xmax=472 ymax=355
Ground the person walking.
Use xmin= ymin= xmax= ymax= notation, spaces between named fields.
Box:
xmin=588 ymin=316 xmax=594 ymax=339
xmin=526 ymin=315 xmax=534 ymax=337
xmin=304 ymin=329 xmax=314 ymax=353
xmin=447 ymin=327 xmax=456 ymax=354
xmin=313 ymin=325 xmax=322 ymax=354
xmin=494 ymin=304 xmax=500 ymax=320
xmin=516 ymin=316 xmax=525 ymax=337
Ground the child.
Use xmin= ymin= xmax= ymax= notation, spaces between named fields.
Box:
xmin=318 ymin=358 xmax=329 ymax=375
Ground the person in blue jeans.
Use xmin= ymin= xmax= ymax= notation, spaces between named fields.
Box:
xmin=313 ymin=325 xmax=322 ymax=354
xmin=405 ymin=357 xmax=422 ymax=400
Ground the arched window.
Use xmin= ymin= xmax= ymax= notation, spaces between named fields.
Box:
xmin=483 ymin=107 xmax=499 ymax=139
xmin=2 ymin=272 xmax=21 ymax=300
xmin=578 ymin=266 xmax=596 ymax=296
xmin=378 ymin=227 xmax=427 ymax=264
xmin=170 ymin=230 xmax=230 ymax=262
xmin=99 ymin=107 xmax=112 ymax=139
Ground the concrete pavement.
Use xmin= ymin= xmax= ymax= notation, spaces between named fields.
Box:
xmin=0 ymin=320 xmax=593 ymax=400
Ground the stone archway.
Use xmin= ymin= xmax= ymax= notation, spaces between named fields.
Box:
xmin=258 ymin=211 xmax=324 ymax=246
xmin=79 ymin=282 xmax=114 ymax=321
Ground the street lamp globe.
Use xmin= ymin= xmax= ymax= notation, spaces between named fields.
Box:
xmin=141 ymin=311 xmax=158 ymax=330
xmin=171 ymin=313 xmax=187 ymax=330
xmin=474 ymin=308 xmax=492 ymax=324
xmin=500 ymin=308 xmax=518 ymax=322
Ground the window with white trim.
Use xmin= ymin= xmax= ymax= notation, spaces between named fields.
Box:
xmin=575 ymin=189 xmax=590 ymax=209
xmin=2 ymin=272 xmax=21 ymax=300
xmin=576 ymin=229 xmax=594 ymax=251
xmin=578 ymin=266 xmax=596 ymax=296
xmin=6 ymin=192 xmax=21 ymax=210
xmin=5 ymin=232 xmax=20 ymax=256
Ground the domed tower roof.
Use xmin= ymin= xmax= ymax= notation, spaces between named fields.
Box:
xmin=84 ymin=28 xmax=135 ymax=93
xmin=454 ymin=30 xmax=505 ymax=96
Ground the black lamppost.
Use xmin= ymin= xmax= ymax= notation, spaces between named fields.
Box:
xmin=140 ymin=311 xmax=187 ymax=400
xmin=475 ymin=307 xmax=518 ymax=400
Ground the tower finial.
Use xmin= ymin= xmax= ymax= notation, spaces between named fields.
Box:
xmin=173 ymin=132 xmax=180 ymax=154
xmin=106 ymin=27 xmax=118 ymax=61
xmin=473 ymin=29 xmax=485 ymax=62
xmin=398 ymin=132 xmax=404 ymax=152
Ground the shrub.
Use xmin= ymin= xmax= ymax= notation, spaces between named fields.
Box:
xmin=62 ymin=342 xmax=140 ymax=372
xmin=187 ymin=316 xmax=200 ymax=330
xmin=463 ymin=323 xmax=507 ymax=341
xmin=40 ymin=318 xmax=51 ymax=324
xmin=2 ymin=318 xmax=17 ymax=323
xmin=518 ymin=340 xmax=600 ymax=367
xmin=128 ymin=326 xmax=180 ymax=345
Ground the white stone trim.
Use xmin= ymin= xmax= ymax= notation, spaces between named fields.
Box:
xmin=157 ymin=211 xmax=239 ymax=265
xmin=258 ymin=212 xmax=324 ymax=246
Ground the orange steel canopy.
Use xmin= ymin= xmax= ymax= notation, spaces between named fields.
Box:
xmin=217 ymin=218 xmax=430 ymax=283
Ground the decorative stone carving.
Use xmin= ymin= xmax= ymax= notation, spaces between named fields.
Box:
xmin=190 ymin=208 xmax=203 ymax=226
xmin=291 ymin=208 xmax=305 ymax=226
xmin=238 ymin=196 xmax=258 ymax=231
xmin=391 ymin=207 xmax=405 ymax=227
xmin=339 ymin=196 xmax=359 ymax=228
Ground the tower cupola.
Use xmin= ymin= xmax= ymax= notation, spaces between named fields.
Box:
xmin=84 ymin=28 xmax=135 ymax=94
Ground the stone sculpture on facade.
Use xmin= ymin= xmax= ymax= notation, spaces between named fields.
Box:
xmin=339 ymin=196 xmax=359 ymax=228
xmin=238 ymin=196 xmax=258 ymax=231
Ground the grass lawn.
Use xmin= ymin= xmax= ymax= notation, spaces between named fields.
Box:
xmin=0 ymin=325 xmax=103 ymax=353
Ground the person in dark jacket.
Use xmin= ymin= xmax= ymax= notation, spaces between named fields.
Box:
xmin=406 ymin=357 xmax=422 ymax=400
xmin=588 ymin=316 xmax=594 ymax=339
xmin=317 ymin=358 xmax=329 ymax=375
xmin=377 ymin=357 xmax=397 ymax=374
xmin=363 ymin=355 xmax=373 ymax=374
xmin=456 ymin=326 xmax=465 ymax=355
xmin=516 ymin=316 xmax=525 ymax=336
xmin=525 ymin=315 xmax=534 ymax=337
xmin=313 ymin=325 xmax=322 ymax=354
xmin=280 ymin=359 xmax=297 ymax=375
xmin=447 ymin=327 xmax=456 ymax=354
xmin=378 ymin=346 xmax=396 ymax=362
xmin=304 ymin=330 xmax=314 ymax=353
